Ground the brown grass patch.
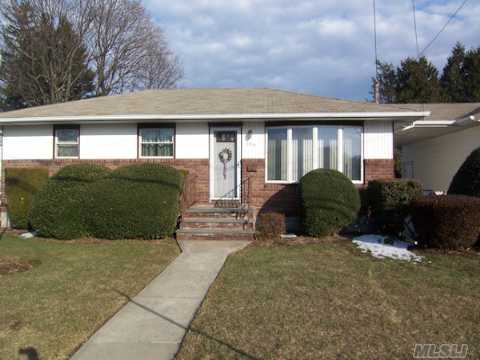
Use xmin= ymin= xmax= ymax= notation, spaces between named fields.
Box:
xmin=0 ymin=256 xmax=39 ymax=275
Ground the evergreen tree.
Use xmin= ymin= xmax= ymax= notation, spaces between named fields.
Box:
xmin=440 ymin=42 xmax=466 ymax=102
xmin=463 ymin=47 xmax=480 ymax=102
xmin=396 ymin=57 xmax=442 ymax=103
xmin=372 ymin=61 xmax=397 ymax=104
xmin=0 ymin=2 xmax=94 ymax=110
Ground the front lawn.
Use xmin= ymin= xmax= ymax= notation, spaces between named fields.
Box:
xmin=0 ymin=234 xmax=180 ymax=360
xmin=178 ymin=238 xmax=480 ymax=359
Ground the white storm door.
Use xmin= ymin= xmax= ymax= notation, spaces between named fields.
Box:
xmin=210 ymin=127 xmax=241 ymax=200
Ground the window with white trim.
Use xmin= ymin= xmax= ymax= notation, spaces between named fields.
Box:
xmin=139 ymin=126 xmax=174 ymax=158
xmin=55 ymin=126 xmax=80 ymax=158
xmin=266 ymin=125 xmax=363 ymax=183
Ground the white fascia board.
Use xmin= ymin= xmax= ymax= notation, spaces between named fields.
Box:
xmin=0 ymin=111 xmax=430 ymax=124
xmin=400 ymin=120 xmax=455 ymax=132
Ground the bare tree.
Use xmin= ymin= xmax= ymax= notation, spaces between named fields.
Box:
xmin=1 ymin=0 xmax=182 ymax=109
xmin=87 ymin=0 xmax=182 ymax=95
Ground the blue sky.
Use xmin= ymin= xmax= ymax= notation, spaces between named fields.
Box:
xmin=144 ymin=0 xmax=479 ymax=100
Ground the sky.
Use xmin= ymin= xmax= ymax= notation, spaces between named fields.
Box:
xmin=144 ymin=0 xmax=480 ymax=101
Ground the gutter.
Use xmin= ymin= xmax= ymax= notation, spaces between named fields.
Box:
xmin=399 ymin=114 xmax=478 ymax=133
xmin=0 ymin=111 xmax=431 ymax=125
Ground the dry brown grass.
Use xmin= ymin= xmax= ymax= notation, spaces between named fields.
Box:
xmin=0 ymin=235 xmax=180 ymax=360
xmin=177 ymin=237 xmax=480 ymax=360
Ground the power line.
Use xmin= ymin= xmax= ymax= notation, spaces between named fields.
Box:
xmin=411 ymin=0 xmax=420 ymax=59
xmin=419 ymin=0 xmax=469 ymax=56
xmin=373 ymin=0 xmax=379 ymax=76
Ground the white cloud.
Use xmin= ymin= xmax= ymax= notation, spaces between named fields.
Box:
xmin=144 ymin=0 xmax=480 ymax=100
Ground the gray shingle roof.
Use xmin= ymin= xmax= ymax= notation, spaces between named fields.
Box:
xmin=0 ymin=88 xmax=417 ymax=119
xmin=393 ymin=103 xmax=480 ymax=121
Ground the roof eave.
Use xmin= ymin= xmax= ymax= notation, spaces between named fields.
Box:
xmin=0 ymin=111 xmax=430 ymax=125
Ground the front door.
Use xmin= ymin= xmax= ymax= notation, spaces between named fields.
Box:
xmin=210 ymin=127 xmax=240 ymax=200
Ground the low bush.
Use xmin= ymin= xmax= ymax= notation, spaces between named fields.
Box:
xmin=255 ymin=212 xmax=286 ymax=241
xmin=5 ymin=168 xmax=49 ymax=229
xmin=448 ymin=147 xmax=480 ymax=197
xmin=300 ymin=169 xmax=360 ymax=237
xmin=89 ymin=164 xmax=183 ymax=239
xmin=411 ymin=195 xmax=480 ymax=249
xmin=30 ymin=164 xmax=109 ymax=239
xmin=366 ymin=179 xmax=422 ymax=234
xmin=30 ymin=163 xmax=183 ymax=240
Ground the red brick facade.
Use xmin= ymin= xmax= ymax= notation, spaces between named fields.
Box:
xmin=4 ymin=157 xmax=394 ymax=215
xmin=241 ymin=158 xmax=394 ymax=216
xmin=241 ymin=159 xmax=300 ymax=216
xmin=3 ymin=159 xmax=210 ymax=203
xmin=364 ymin=159 xmax=395 ymax=183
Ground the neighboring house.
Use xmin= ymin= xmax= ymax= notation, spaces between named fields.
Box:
xmin=0 ymin=89 xmax=428 ymax=233
xmin=396 ymin=103 xmax=480 ymax=192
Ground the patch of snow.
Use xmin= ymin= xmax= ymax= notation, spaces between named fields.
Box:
xmin=353 ymin=234 xmax=423 ymax=262
xmin=20 ymin=231 xmax=37 ymax=239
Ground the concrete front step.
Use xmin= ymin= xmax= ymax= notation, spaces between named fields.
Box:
xmin=181 ymin=217 xmax=251 ymax=230
xmin=183 ymin=206 xmax=250 ymax=219
xmin=176 ymin=228 xmax=255 ymax=241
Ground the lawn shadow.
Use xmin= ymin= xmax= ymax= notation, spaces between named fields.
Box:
xmin=19 ymin=347 xmax=40 ymax=360
xmin=114 ymin=290 xmax=261 ymax=360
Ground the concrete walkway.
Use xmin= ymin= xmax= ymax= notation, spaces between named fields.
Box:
xmin=71 ymin=240 xmax=249 ymax=360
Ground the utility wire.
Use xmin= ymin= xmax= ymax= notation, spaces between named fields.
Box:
xmin=411 ymin=0 xmax=420 ymax=59
xmin=373 ymin=0 xmax=379 ymax=77
xmin=419 ymin=0 xmax=470 ymax=56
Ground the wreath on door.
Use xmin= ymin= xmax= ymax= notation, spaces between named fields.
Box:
xmin=218 ymin=148 xmax=233 ymax=179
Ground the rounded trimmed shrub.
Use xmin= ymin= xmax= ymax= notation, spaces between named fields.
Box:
xmin=30 ymin=164 xmax=109 ymax=239
xmin=300 ymin=169 xmax=360 ymax=236
xmin=448 ymin=147 xmax=480 ymax=197
xmin=367 ymin=179 xmax=422 ymax=234
xmin=255 ymin=212 xmax=286 ymax=241
xmin=88 ymin=163 xmax=184 ymax=239
xmin=411 ymin=195 xmax=480 ymax=249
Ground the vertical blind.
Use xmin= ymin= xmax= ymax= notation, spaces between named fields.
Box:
xmin=292 ymin=127 xmax=313 ymax=182
xmin=267 ymin=128 xmax=288 ymax=181
xmin=267 ymin=126 xmax=362 ymax=182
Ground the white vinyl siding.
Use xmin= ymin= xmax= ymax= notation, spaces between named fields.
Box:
xmin=80 ymin=123 xmax=137 ymax=159
xmin=364 ymin=120 xmax=393 ymax=159
xmin=3 ymin=125 xmax=54 ymax=160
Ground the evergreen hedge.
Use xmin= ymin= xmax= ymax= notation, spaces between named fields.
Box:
xmin=366 ymin=179 xmax=422 ymax=234
xmin=448 ymin=147 xmax=480 ymax=197
xmin=411 ymin=195 xmax=480 ymax=249
xmin=89 ymin=164 xmax=183 ymax=239
xmin=300 ymin=169 xmax=360 ymax=236
xmin=29 ymin=163 xmax=183 ymax=240
xmin=30 ymin=164 xmax=109 ymax=239
xmin=5 ymin=168 xmax=49 ymax=229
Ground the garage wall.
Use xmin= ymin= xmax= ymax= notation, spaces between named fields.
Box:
xmin=401 ymin=125 xmax=480 ymax=192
